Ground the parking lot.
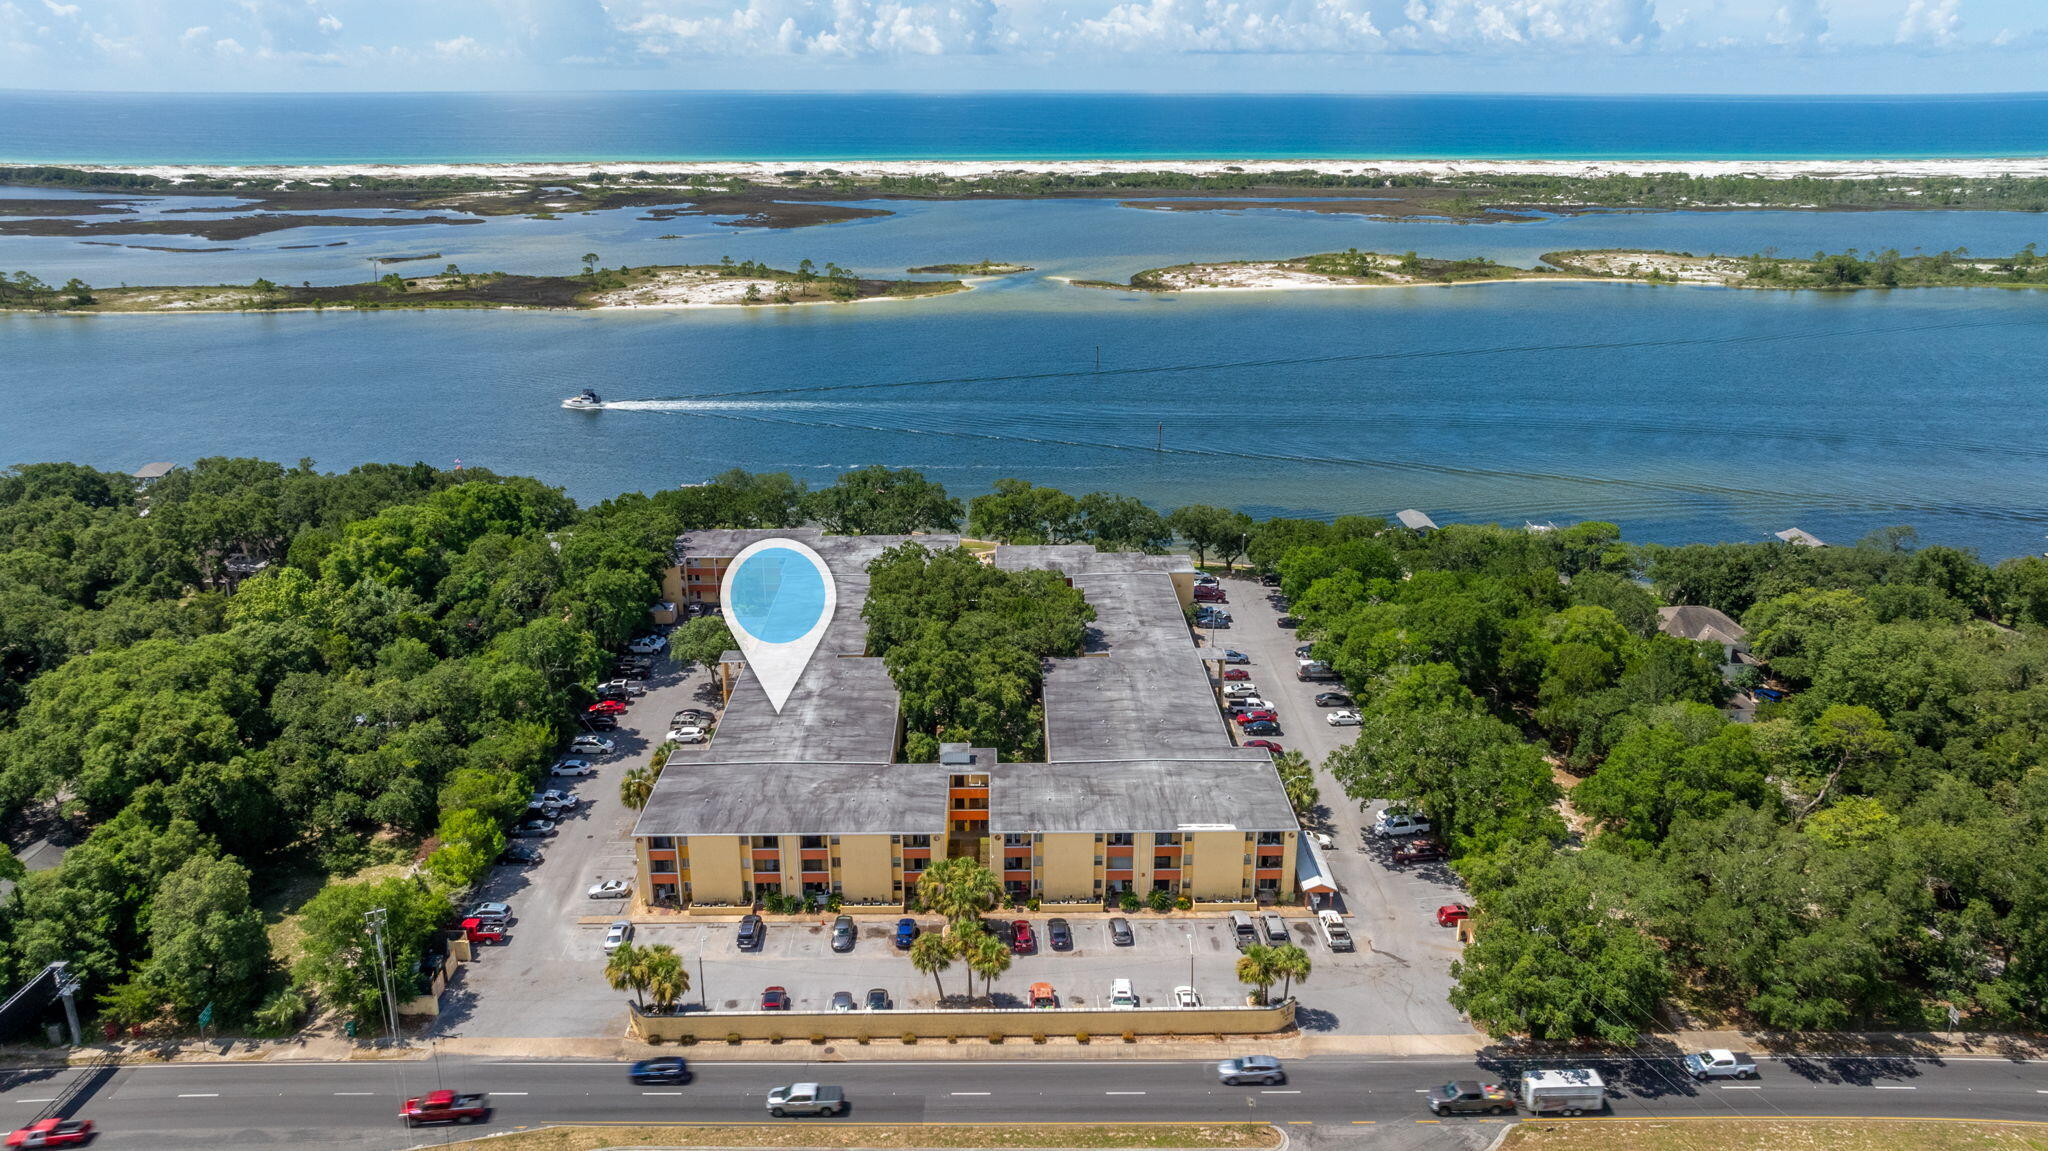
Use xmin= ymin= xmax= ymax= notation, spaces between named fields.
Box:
xmin=435 ymin=582 xmax=1477 ymax=1040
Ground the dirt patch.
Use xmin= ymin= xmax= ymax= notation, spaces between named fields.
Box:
xmin=443 ymin=1123 xmax=1281 ymax=1150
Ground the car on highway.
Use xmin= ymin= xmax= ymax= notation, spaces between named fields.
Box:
xmin=1436 ymin=904 xmax=1471 ymax=928
xmin=1047 ymin=917 xmax=1073 ymax=950
xmin=1392 ymin=839 xmax=1447 ymax=866
xmin=831 ymin=914 xmax=857 ymax=952
xmin=765 ymin=1083 xmax=844 ymax=1118
xmin=1243 ymin=739 xmax=1283 ymax=754
xmin=668 ymin=726 xmax=710 ymax=744
xmin=570 ymin=734 xmax=616 ymax=754
xmin=1223 ymin=649 xmax=1251 ymax=664
xmin=760 ymin=986 xmax=791 ymax=1010
xmin=588 ymin=879 xmax=632 ymax=900
xmin=1109 ymin=917 xmax=1133 ymax=946
xmin=603 ymin=920 xmax=633 ymax=952
xmin=865 ymin=988 xmax=892 ymax=1011
xmin=586 ymin=699 xmax=627 ymax=716
xmin=1216 ymin=1056 xmax=1286 ymax=1086
xmin=1221 ymin=667 xmax=1251 ymax=681
xmin=6 ymin=1118 xmax=95 ymax=1147
xmin=895 ymin=917 xmax=919 ymax=948
xmin=1232 ymin=708 xmax=1277 ymax=725
xmin=1326 ymin=710 xmax=1362 ymax=726
xmin=401 ymin=1091 xmax=489 ymax=1127
xmin=830 ymin=990 xmax=856 ymax=1012
xmin=1314 ymin=692 xmax=1355 ymax=708
xmin=1427 ymin=1081 xmax=1513 ymax=1116
xmin=1685 ymin=1050 xmax=1759 ymax=1080
xmin=1373 ymin=809 xmax=1433 ymax=837
xmin=551 ymin=760 xmax=597 ymax=777
xmin=1010 ymin=920 xmax=1036 ymax=954
xmin=737 ymin=914 xmax=765 ymax=950
xmin=511 ymin=819 xmax=556 ymax=837
xmin=1108 ymin=978 xmax=1140 ymax=1008
xmin=1242 ymin=720 xmax=1281 ymax=736
xmin=627 ymin=634 xmax=668 ymax=654
xmin=629 ymin=1057 xmax=692 ymax=1084
xmin=1173 ymin=985 xmax=1202 ymax=1008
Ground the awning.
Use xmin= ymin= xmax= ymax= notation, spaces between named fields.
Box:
xmin=1296 ymin=833 xmax=1339 ymax=894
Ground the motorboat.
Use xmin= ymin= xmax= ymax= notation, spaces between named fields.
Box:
xmin=561 ymin=388 xmax=603 ymax=411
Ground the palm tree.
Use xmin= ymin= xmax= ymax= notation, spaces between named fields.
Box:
xmin=1270 ymin=943 xmax=1312 ymax=1000
xmin=619 ymin=766 xmax=654 ymax=810
xmin=917 ymin=857 xmax=1000 ymax=928
xmin=909 ymin=932 xmax=955 ymax=1001
xmin=950 ymin=924 xmax=989 ymax=997
xmin=605 ymin=941 xmax=649 ymax=1010
xmin=967 ymin=933 xmax=1012 ymax=1003
xmin=1236 ymin=944 xmax=1279 ymax=1005
xmin=641 ymin=944 xmax=689 ymax=1013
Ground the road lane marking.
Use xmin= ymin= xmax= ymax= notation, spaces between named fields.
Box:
xmin=1350 ymin=1121 xmax=1376 ymax=1125
xmin=333 ymin=1092 xmax=375 ymax=1096
xmin=497 ymin=1091 xmax=530 ymax=1096
xmin=1720 ymin=1085 xmax=1762 ymax=1090
xmin=1261 ymin=1090 xmax=1302 ymax=1094
xmin=13 ymin=1099 xmax=55 ymax=1104
xmin=1873 ymin=1086 xmax=1916 ymax=1090
xmin=177 ymin=1093 xmax=219 ymax=1098
xmin=1104 ymin=1091 xmax=1147 ymax=1095
xmin=642 ymin=1091 xmax=684 ymax=1096
xmin=951 ymin=1092 xmax=990 ymax=1096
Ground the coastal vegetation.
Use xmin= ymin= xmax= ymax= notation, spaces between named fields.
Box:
xmin=0 ymin=257 xmax=966 ymax=314
xmin=906 ymin=261 xmax=1033 ymax=275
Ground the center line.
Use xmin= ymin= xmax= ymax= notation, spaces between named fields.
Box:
xmin=1104 ymin=1091 xmax=1147 ymax=1095
xmin=333 ymin=1092 xmax=375 ymax=1096
xmin=496 ymin=1091 xmax=530 ymax=1096
xmin=14 ymin=1099 xmax=55 ymax=1104
xmin=642 ymin=1091 xmax=684 ymax=1096
xmin=1873 ymin=1086 xmax=1916 ymax=1090
xmin=1720 ymin=1085 xmax=1762 ymax=1090
xmin=1262 ymin=1090 xmax=1302 ymax=1094
xmin=177 ymin=1093 xmax=219 ymax=1098
xmin=952 ymin=1092 xmax=991 ymax=1096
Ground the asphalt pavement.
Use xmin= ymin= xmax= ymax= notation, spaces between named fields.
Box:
xmin=3 ymin=1050 xmax=2043 ymax=1148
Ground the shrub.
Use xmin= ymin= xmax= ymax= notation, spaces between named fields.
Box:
xmin=1026 ymin=898 xmax=1041 ymax=911
xmin=1122 ymin=1031 xmax=1137 ymax=1043
xmin=1076 ymin=1032 xmax=1090 ymax=1044
xmin=1032 ymin=1033 xmax=1047 ymax=1044
xmin=902 ymin=1033 xmax=918 ymax=1044
xmin=810 ymin=1034 xmax=826 ymax=1044
xmin=251 ymin=987 xmax=307 ymax=1038
xmin=856 ymin=1035 xmax=870 ymax=1045
xmin=726 ymin=1033 xmax=742 ymax=1044
xmin=646 ymin=1034 xmax=664 ymax=1046
xmin=1120 ymin=892 xmax=1141 ymax=912
xmin=1175 ymin=895 xmax=1193 ymax=911
xmin=1147 ymin=888 xmax=1174 ymax=912
xmin=989 ymin=1032 xmax=1005 ymax=1044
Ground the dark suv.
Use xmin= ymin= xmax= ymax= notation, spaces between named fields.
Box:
xmin=737 ymin=914 xmax=764 ymax=950
xmin=1314 ymin=692 xmax=1355 ymax=708
xmin=630 ymin=1057 xmax=691 ymax=1084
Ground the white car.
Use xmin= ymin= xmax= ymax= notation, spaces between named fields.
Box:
xmin=569 ymin=735 xmax=615 ymax=755
xmin=1173 ymin=985 xmax=1202 ymax=1008
xmin=1108 ymin=978 xmax=1139 ymax=1009
xmin=588 ymin=879 xmax=632 ymax=900
xmin=595 ymin=678 xmax=645 ymax=697
xmin=551 ymin=759 xmax=597 ymax=777
xmin=1222 ymin=682 xmax=1258 ymax=698
xmin=603 ymin=920 xmax=633 ymax=952
xmin=667 ymin=726 xmax=710 ymax=744
xmin=1326 ymin=710 xmax=1363 ymax=727
xmin=1372 ymin=809 xmax=1433 ymax=838
xmin=627 ymin=635 xmax=668 ymax=655
xmin=533 ymin=789 xmax=577 ymax=807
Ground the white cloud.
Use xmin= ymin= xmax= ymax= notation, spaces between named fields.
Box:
xmin=318 ymin=13 xmax=342 ymax=32
xmin=1070 ymin=0 xmax=1382 ymax=53
xmin=42 ymin=0 xmax=80 ymax=16
xmin=626 ymin=0 xmax=1003 ymax=57
xmin=1388 ymin=0 xmax=1661 ymax=50
xmin=1771 ymin=0 xmax=1827 ymax=45
xmin=1896 ymin=0 xmax=1959 ymax=43
xmin=433 ymin=34 xmax=487 ymax=57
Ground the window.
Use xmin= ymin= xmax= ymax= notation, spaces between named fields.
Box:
xmin=1005 ymin=856 xmax=1030 ymax=871
xmin=904 ymin=834 xmax=931 ymax=849
xmin=1256 ymin=831 xmax=1285 ymax=847
xmin=1257 ymin=855 xmax=1283 ymax=870
xmin=1152 ymin=878 xmax=1173 ymax=893
xmin=800 ymin=835 xmax=826 ymax=850
xmin=1156 ymin=832 xmax=1182 ymax=846
xmin=752 ymin=835 xmax=780 ymax=850
xmin=650 ymin=859 xmax=678 ymax=875
xmin=801 ymin=859 xmax=829 ymax=874
xmin=1255 ymin=877 xmax=1281 ymax=893
xmin=1107 ymin=855 xmax=1134 ymax=870
xmin=648 ymin=836 xmax=675 ymax=850
xmin=1106 ymin=832 xmax=1134 ymax=847
xmin=1003 ymin=832 xmax=1030 ymax=846
xmin=1154 ymin=855 xmax=1174 ymax=870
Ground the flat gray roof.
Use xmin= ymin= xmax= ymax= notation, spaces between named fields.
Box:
xmin=675 ymin=656 xmax=900 ymax=766
xmin=989 ymin=753 xmax=1297 ymax=834
xmin=1395 ymin=509 xmax=1439 ymax=531
xmin=993 ymin=545 xmax=1195 ymax=578
xmin=132 ymin=461 xmax=176 ymax=480
xmin=676 ymin=528 xmax=962 ymax=653
xmin=1043 ymin=571 xmax=1235 ymax=762
xmin=633 ymin=760 xmax=948 ymax=837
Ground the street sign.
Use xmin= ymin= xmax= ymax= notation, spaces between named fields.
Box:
xmin=197 ymin=1003 xmax=214 ymax=1028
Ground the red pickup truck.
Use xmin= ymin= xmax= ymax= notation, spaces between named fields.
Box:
xmin=6 ymin=1119 xmax=95 ymax=1147
xmin=401 ymin=1090 xmax=490 ymax=1126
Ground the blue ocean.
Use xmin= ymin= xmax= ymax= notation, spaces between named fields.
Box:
xmin=4 ymin=91 xmax=2048 ymax=164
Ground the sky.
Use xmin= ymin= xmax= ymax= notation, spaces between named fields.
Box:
xmin=2 ymin=0 xmax=2045 ymax=94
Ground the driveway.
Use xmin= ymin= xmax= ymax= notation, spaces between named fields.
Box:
xmin=1198 ymin=575 xmax=1476 ymax=1037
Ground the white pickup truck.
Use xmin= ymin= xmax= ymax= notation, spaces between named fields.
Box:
xmin=766 ymin=1083 xmax=846 ymax=1117
xmin=1684 ymin=1049 xmax=1759 ymax=1080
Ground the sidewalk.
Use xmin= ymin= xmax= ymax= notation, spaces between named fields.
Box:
xmin=4 ymin=1027 xmax=2042 ymax=1069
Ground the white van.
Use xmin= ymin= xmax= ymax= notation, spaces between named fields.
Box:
xmin=1108 ymin=979 xmax=1140 ymax=1008
xmin=1260 ymin=911 xmax=1289 ymax=943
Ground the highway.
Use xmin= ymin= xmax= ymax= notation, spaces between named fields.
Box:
xmin=2 ymin=1051 xmax=2043 ymax=1148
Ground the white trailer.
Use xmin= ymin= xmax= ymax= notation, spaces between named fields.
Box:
xmin=1521 ymin=1068 xmax=1605 ymax=1115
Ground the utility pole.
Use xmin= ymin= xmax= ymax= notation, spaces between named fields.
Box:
xmin=698 ymin=954 xmax=708 ymax=1008
xmin=1186 ymin=931 xmax=1195 ymax=998
xmin=365 ymin=908 xmax=401 ymax=1048
xmin=53 ymin=963 xmax=81 ymax=1047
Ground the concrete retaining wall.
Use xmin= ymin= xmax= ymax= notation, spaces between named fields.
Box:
xmin=628 ymin=1000 xmax=1294 ymax=1042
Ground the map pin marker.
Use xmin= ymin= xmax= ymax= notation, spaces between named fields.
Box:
xmin=721 ymin=538 xmax=837 ymax=714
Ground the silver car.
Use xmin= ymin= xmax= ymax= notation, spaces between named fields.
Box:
xmin=1217 ymin=1056 xmax=1286 ymax=1086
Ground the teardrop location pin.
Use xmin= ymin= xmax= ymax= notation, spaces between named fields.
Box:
xmin=720 ymin=538 xmax=837 ymax=713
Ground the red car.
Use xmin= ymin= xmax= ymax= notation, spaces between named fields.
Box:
xmin=761 ymin=986 xmax=791 ymax=1010
xmin=1010 ymin=920 xmax=1036 ymax=954
xmin=586 ymin=699 xmax=627 ymax=715
xmin=1221 ymin=667 xmax=1251 ymax=681
xmin=1233 ymin=709 xmax=1278 ymax=726
xmin=1436 ymin=904 xmax=1471 ymax=928
xmin=1393 ymin=840 xmax=1447 ymax=866
xmin=1194 ymin=589 xmax=1227 ymax=603
xmin=6 ymin=1119 xmax=95 ymax=1148
xmin=1243 ymin=739 xmax=1283 ymax=754
xmin=401 ymin=1091 xmax=489 ymax=1126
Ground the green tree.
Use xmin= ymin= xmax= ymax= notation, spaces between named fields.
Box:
xmin=1324 ymin=705 xmax=1563 ymax=855
xmin=1235 ymin=943 xmax=1278 ymax=1004
xmin=910 ymin=931 xmax=955 ymax=1000
xmin=605 ymin=939 xmax=650 ymax=1009
xmin=619 ymin=765 xmax=656 ymax=810
xmin=641 ymin=943 xmax=689 ymax=1011
xmin=966 ymin=479 xmax=1080 ymax=544
xmin=668 ymin=616 xmax=736 ymax=670
xmin=1167 ymin=504 xmax=1246 ymax=569
xmin=292 ymin=875 xmax=449 ymax=1024
xmin=802 ymin=466 xmax=962 ymax=535
xmin=143 ymin=854 xmax=269 ymax=1021
xmin=1573 ymin=708 xmax=1772 ymax=849
xmin=1270 ymin=943 xmax=1312 ymax=1000
xmin=967 ymin=931 xmax=1012 ymax=1000
xmin=914 ymin=856 xmax=1000 ymax=927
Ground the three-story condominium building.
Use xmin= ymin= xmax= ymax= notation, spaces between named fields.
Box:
xmin=633 ymin=529 xmax=1300 ymax=910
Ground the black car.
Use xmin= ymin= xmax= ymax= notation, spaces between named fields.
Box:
xmin=865 ymin=988 xmax=892 ymax=1011
xmin=1295 ymin=644 xmax=1315 ymax=658
xmin=737 ymin=913 xmax=765 ymax=950
xmin=1242 ymin=720 xmax=1281 ymax=736
xmin=1047 ymin=917 xmax=1074 ymax=951
xmin=1277 ymin=616 xmax=1301 ymax=629
xmin=583 ymin=714 xmax=618 ymax=731
xmin=831 ymin=914 xmax=857 ymax=953
xmin=1108 ymin=917 xmax=1134 ymax=946
xmin=1261 ymin=573 xmax=1281 ymax=587
xmin=630 ymin=1057 xmax=691 ymax=1084
xmin=1314 ymin=692 xmax=1355 ymax=708
xmin=499 ymin=844 xmax=543 ymax=864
